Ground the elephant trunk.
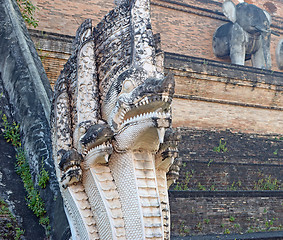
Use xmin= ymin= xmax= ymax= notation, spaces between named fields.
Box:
xmin=261 ymin=31 xmax=271 ymax=69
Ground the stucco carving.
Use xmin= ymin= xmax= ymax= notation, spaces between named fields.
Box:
xmin=51 ymin=0 xmax=180 ymax=239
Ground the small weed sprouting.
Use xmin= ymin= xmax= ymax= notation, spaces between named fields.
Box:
xmin=254 ymin=175 xmax=282 ymax=190
xmin=195 ymin=222 xmax=203 ymax=231
xmin=224 ymin=228 xmax=231 ymax=234
xmin=179 ymin=221 xmax=190 ymax=236
xmin=233 ymin=223 xmax=241 ymax=230
xmin=207 ymin=159 xmax=213 ymax=167
xmin=38 ymin=168 xmax=49 ymax=189
xmin=204 ymin=219 xmax=210 ymax=224
xmin=38 ymin=159 xmax=49 ymax=189
xmin=213 ymin=139 xmax=228 ymax=153
xmin=16 ymin=0 xmax=38 ymax=28
xmin=229 ymin=216 xmax=235 ymax=222
xmin=1 ymin=116 xmax=51 ymax=235
xmin=15 ymin=228 xmax=25 ymax=240
xmin=2 ymin=114 xmax=21 ymax=147
xmin=228 ymin=180 xmax=242 ymax=191
xmin=174 ymin=170 xmax=194 ymax=190
xmin=15 ymin=149 xmax=50 ymax=233
xmin=0 ymin=199 xmax=25 ymax=239
xmin=197 ymin=182 xmax=206 ymax=191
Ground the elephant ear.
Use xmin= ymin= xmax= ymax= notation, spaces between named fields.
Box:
xmin=263 ymin=10 xmax=272 ymax=24
xmin=222 ymin=0 xmax=236 ymax=23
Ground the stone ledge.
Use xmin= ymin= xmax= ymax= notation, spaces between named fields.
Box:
xmin=169 ymin=190 xmax=283 ymax=198
xmin=165 ymin=52 xmax=283 ymax=87
xmin=172 ymin=230 xmax=283 ymax=240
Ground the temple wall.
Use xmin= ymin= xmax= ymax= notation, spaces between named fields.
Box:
xmin=170 ymin=191 xmax=283 ymax=237
xmin=165 ymin=53 xmax=283 ymax=135
xmin=168 ymin=128 xmax=283 ymax=237
xmin=30 ymin=0 xmax=283 ymax=71
xmin=150 ymin=0 xmax=283 ymax=71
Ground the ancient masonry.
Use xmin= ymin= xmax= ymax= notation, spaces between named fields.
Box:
xmin=51 ymin=0 xmax=180 ymax=239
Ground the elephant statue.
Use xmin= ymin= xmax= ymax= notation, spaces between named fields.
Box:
xmin=212 ymin=0 xmax=272 ymax=69
xmin=276 ymin=39 xmax=283 ymax=70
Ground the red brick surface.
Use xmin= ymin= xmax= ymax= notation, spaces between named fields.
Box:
xmin=29 ymin=0 xmax=283 ymax=71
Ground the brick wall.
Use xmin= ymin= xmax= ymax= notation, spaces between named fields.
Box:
xmin=29 ymin=0 xmax=283 ymax=71
xmin=166 ymin=53 xmax=283 ymax=135
xmin=168 ymin=127 xmax=283 ymax=237
xmin=169 ymin=191 xmax=283 ymax=237
xmin=29 ymin=30 xmax=73 ymax=86
xmin=172 ymin=128 xmax=283 ymax=191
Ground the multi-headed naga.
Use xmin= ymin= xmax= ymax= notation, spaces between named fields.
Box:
xmin=51 ymin=0 xmax=180 ymax=239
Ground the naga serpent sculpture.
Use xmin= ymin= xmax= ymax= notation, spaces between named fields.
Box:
xmin=51 ymin=0 xmax=180 ymax=239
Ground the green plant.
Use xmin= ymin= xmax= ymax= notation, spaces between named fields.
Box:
xmin=39 ymin=216 xmax=50 ymax=226
xmin=174 ymin=170 xmax=194 ymax=190
xmin=6 ymin=222 xmax=13 ymax=228
xmin=15 ymin=227 xmax=25 ymax=240
xmin=15 ymin=149 xmax=48 ymax=221
xmin=197 ymin=182 xmax=206 ymax=191
xmin=179 ymin=221 xmax=190 ymax=236
xmin=229 ymin=216 xmax=235 ymax=222
xmin=38 ymin=159 xmax=49 ymax=189
xmin=16 ymin=0 xmax=38 ymax=28
xmin=213 ymin=139 xmax=228 ymax=153
xmin=204 ymin=218 xmax=210 ymax=224
xmin=265 ymin=218 xmax=275 ymax=229
xmin=195 ymin=222 xmax=202 ymax=231
xmin=254 ymin=175 xmax=282 ymax=190
xmin=233 ymin=223 xmax=240 ymax=229
xmin=224 ymin=228 xmax=230 ymax=234
xmin=207 ymin=159 xmax=213 ymax=167
xmin=1 ymin=117 xmax=50 ymax=235
xmin=247 ymin=226 xmax=256 ymax=233
xmin=228 ymin=181 xmax=237 ymax=191
xmin=2 ymin=114 xmax=21 ymax=147
xmin=273 ymin=149 xmax=278 ymax=155
xmin=0 ymin=199 xmax=25 ymax=239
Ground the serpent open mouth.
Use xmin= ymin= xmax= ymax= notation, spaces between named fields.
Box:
xmin=114 ymin=93 xmax=172 ymax=130
xmin=79 ymin=125 xmax=114 ymax=160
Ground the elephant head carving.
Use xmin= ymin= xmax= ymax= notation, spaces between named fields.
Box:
xmin=213 ymin=0 xmax=272 ymax=69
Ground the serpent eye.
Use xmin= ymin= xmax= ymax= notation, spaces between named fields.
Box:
xmin=122 ymin=80 xmax=134 ymax=93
